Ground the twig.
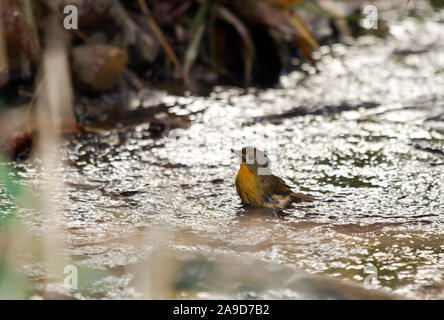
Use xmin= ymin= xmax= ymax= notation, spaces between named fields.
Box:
xmin=123 ymin=69 xmax=145 ymax=91
xmin=111 ymin=0 xmax=159 ymax=62
xmin=137 ymin=0 xmax=190 ymax=87
xmin=24 ymin=73 xmax=46 ymax=131
xmin=184 ymin=0 xmax=210 ymax=79
xmin=217 ymin=6 xmax=255 ymax=84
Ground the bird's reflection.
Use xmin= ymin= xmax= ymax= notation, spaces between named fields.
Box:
xmin=234 ymin=203 xmax=316 ymax=222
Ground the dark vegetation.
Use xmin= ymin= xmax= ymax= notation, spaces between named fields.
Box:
xmin=0 ymin=0 xmax=439 ymax=160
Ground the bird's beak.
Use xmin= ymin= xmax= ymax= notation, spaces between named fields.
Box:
xmin=231 ymin=149 xmax=241 ymax=157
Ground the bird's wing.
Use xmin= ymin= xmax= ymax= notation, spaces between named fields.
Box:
xmin=260 ymin=174 xmax=315 ymax=203
xmin=259 ymin=174 xmax=292 ymax=195
xmin=270 ymin=175 xmax=293 ymax=194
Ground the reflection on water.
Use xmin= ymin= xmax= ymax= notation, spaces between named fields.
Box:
xmin=3 ymin=9 xmax=444 ymax=299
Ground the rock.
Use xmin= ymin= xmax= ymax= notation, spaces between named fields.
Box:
xmin=72 ymin=44 xmax=128 ymax=91
xmin=6 ymin=131 xmax=35 ymax=161
xmin=0 ymin=0 xmax=39 ymax=81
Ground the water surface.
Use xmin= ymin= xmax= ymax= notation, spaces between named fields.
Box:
xmin=3 ymin=9 xmax=444 ymax=299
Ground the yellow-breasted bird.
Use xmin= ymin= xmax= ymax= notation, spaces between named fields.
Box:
xmin=232 ymin=147 xmax=314 ymax=209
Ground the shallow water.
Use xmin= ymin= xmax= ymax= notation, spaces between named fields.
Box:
xmin=3 ymin=9 xmax=444 ymax=299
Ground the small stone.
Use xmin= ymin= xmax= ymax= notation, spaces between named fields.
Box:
xmin=72 ymin=44 xmax=128 ymax=91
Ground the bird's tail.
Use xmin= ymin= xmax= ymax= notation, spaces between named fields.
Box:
xmin=290 ymin=192 xmax=316 ymax=203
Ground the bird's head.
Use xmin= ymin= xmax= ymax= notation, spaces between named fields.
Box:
xmin=231 ymin=146 xmax=271 ymax=174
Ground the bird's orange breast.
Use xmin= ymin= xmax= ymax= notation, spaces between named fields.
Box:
xmin=235 ymin=163 xmax=265 ymax=206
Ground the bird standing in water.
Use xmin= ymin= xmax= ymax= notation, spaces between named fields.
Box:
xmin=232 ymin=147 xmax=314 ymax=209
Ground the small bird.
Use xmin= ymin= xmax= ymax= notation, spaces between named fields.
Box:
xmin=232 ymin=147 xmax=314 ymax=209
